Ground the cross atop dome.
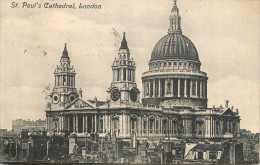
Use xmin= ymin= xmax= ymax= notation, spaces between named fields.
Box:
xmin=172 ymin=0 xmax=179 ymax=13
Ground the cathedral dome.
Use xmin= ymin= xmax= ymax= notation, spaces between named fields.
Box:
xmin=150 ymin=0 xmax=199 ymax=63
xmin=150 ymin=33 xmax=199 ymax=62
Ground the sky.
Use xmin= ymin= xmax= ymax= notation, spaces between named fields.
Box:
xmin=0 ymin=0 xmax=259 ymax=133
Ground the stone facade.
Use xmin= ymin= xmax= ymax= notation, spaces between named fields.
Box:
xmin=45 ymin=0 xmax=240 ymax=143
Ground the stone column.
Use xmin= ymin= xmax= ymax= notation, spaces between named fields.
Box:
xmin=121 ymin=68 xmax=124 ymax=81
xmin=119 ymin=115 xmax=122 ymax=136
xmin=85 ymin=115 xmax=88 ymax=133
xmin=133 ymin=70 xmax=135 ymax=82
xmin=61 ymin=115 xmax=64 ymax=132
xmin=140 ymin=116 xmax=143 ymax=136
xmin=72 ymin=115 xmax=75 ymax=132
xmin=76 ymin=115 xmax=78 ymax=133
xmin=126 ymin=68 xmax=128 ymax=81
xmin=184 ymin=79 xmax=187 ymax=97
xmin=171 ymin=79 xmax=174 ymax=96
xmin=200 ymin=81 xmax=202 ymax=98
xmin=160 ymin=118 xmax=163 ymax=135
xmin=158 ymin=79 xmax=161 ymax=97
xmin=149 ymin=80 xmax=151 ymax=97
xmin=83 ymin=115 xmax=85 ymax=133
xmin=190 ymin=79 xmax=193 ymax=97
xmin=59 ymin=75 xmax=62 ymax=86
xmin=153 ymin=79 xmax=155 ymax=97
xmin=195 ymin=80 xmax=198 ymax=97
xmin=95 ymin=114 xmax=97 ymax=133
xmin=128 ymin=115 xmax=131 ymax=135
xmin=165 ymin=79 xmax=168 ymax=96
xmin=92 ymin=115 xmax=94 ymax=133
xmin=203 ymin=81 xmax=206 ymax=99
xmin=178 ymin=78 xmax=181 ymax=97
xmin=123 ymin=114 xmax=126 ymax=135
xmin=142 ymin=81 xmax=145 ymax=98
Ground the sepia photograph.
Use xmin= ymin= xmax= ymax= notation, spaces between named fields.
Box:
xmin=0 ymin=0 xmax=259 ymax=164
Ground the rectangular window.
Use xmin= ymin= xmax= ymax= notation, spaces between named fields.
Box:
xmin=164 ymin=62 xmax=167 ymax=67
xmin=179 ymin=62 xmax=182 ymax=66
xmin=143 ymin=120 xmax=147 ymax=133
xmin=209 ymin=152 xmax=217 ymax=159
xmin=174 ymin=62 xmax=177 ymax=66
xmin=113 ymin=120 xmax=118 ymax=130
xmin=198 ymin=152 xmax=204 ymax=160
xmin=149 ymin=119 xmax=154 ymax=133
xmin=156 ymin=120 xmax=159 ymax=133
xmin=100 ymin=119 xmax=103 ymax=133
xmin=189 ymin=63 xmax=191 ymax=66
xmin=131 ymin=120 xmax=135 ymax=130
xmin=168 ymin=62 xmax=172 ymax=66
xmin=117 ymin=69 xmax=120 ymax=81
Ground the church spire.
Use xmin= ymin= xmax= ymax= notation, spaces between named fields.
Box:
xmin=119 ymin=32 xmax=129 ymax=50
xmin=61 ymin=43 xmax=69 ymax=58
xmin=168 ymin=0 xmax=182 ymax=33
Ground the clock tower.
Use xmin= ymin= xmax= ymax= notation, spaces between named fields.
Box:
xmin=48 ymin=44 xmax=79 ymax=109
xmin=107 ymin=32 xmax=140 ymax=106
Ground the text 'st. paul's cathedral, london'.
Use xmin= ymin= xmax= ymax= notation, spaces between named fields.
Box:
xmin=45 ymin=0 xmax=242 ymax=163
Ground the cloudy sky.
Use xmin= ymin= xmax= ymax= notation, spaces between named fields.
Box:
xmin=0 ymin=0 xmax=259 ymax=133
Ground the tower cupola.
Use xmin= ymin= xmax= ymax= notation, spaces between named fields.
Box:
xmin=107 ymin=32 xmax=140 ymax=106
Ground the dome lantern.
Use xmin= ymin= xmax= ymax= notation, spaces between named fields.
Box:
xmin=168 ymin=0 xmax=182 ymax=34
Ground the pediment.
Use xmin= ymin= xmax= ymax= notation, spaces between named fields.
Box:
xmin=221 ymin=108 xmax=235 ymax=116
xmin=65 ymin=98 xmax=95 ymax=109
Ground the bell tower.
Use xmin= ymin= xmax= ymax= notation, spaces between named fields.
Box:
xmin=107 ymin=32 xmax=140 ymax=106
xmin=48 ymin=44 xmax=79 ymax=109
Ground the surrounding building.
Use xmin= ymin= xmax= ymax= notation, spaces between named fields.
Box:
xmin=238 ymin=129 xmax=259 ymax=164
xmin=12 ymin=119 xmax=46 ymax=132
